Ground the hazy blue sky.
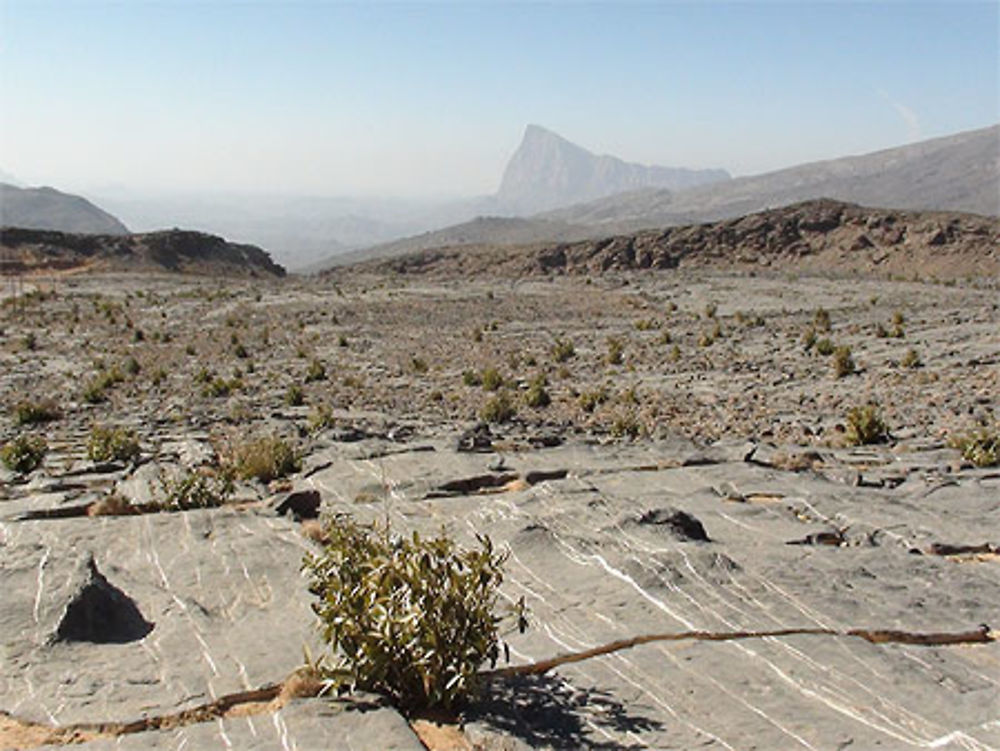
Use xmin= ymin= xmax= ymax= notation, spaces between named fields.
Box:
xmin=1 ymin=1 xmax=997 ymax=196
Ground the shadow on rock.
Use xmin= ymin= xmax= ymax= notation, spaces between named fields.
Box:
xmin=466 ymin=674 xmax=664 ymax=750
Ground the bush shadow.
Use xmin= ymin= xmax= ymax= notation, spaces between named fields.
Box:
xmin=464 ymin=673 xmax=665 ymax=750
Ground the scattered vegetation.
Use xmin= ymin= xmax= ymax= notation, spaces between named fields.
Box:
xmin=87 ymin=425 xmax=141 ymax=463
xmin=229 ymin=435 xmax=301 ymax=483
xmin=901 ymin=348 xmax=922 ymax=368
xmin=551 ymin=338 xmax=575 ymax=362
xmin=845 ymin=404 xmax=889 ymax=445
xmin=303 ymin=518 xmax=524 ymax=711
xmin=1 ymin=434 xmax=47 ymax=474
xmin=606 ymin=337 xmax=624 ymax=365
xmin=480 ymin=366 xmax=504 ymax=392
xmin=832 ymin=346 xmax=855 ymax=378
xmin=286 ymin=383 xmax=306 ymax=407
xmin=159 ymin=468 xmax=235 ymax=510
xmin=480 ymin=390 xmax=516 ymax=423
xmin=524 ymin=375 xmax=551 ymax=408
xmin=949 ymin=428 xmax=999 ymax=467
xmin=13 ymin=398 xmax=61 ymax=426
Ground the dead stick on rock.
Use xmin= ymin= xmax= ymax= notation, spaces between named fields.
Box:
xmin=479 ymin=624 xmax=995 ymax=680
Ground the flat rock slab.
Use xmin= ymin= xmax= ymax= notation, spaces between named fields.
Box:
xmin=1 ymin=508 xmax=324 ymax=727
xmin=308 ymin=439 xmax=1000 ymax=750
xmin=34 ymin=698 xmax=424 ymax=750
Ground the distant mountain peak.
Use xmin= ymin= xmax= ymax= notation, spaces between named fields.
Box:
xmin=496 ymin=125 xmax=730 ymax=214
xmin=1 ymin=183 xmax=129 ymax=235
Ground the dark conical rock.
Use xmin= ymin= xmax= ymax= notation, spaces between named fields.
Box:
xmin=55 ymin=555 xmax=154 ymax=644
xmin=637 ymin=507 xmax=711 ymax=542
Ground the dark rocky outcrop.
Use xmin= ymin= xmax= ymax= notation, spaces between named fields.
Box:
xmin=636 ymin=507 xmax=711 ymax=542
xmin=55 ymin=556 xmax=153 ymax=644
xmin=0 ymin=226 xmax=286 ymax=277
xmin=364 ymin=199 xmax=999 ymax=280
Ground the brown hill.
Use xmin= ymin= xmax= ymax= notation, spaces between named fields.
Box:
xmin=0 ymin=227 xmax=285 ymax=277
xmin=351 ymin=199 xmax=999 ymax=281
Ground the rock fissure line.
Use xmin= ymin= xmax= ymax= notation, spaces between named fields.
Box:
xmin=2 ymin=625 xmax=992 ymax=748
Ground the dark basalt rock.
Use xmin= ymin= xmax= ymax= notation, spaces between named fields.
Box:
xmin=637 ymin=507 xmax=711 ymax=542
xmin=275 ymin=489 xmax=322 ymax=520
xmin=55 ymin=556 xmax=153 ymax=644
xmin=457 ymin=422 xmax=494 ymax=453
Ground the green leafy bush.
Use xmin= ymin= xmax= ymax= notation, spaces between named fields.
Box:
xmin=303 ymin=518 xmax=523 ymax=710
xmin=845 ymin=404 xmax=889 ymax=445
xmin=1 ymin=434 xmax=47 ymax=474
xmin=87 ymin=425 xmax=141 ymax=463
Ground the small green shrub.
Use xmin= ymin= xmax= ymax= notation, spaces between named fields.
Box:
xmin=13 ymin=398 xmax=61 ymax=426
xmin=308 ymin=403 xmax=335 ymax=433
xmin=606 ymin=337 xmax=624 ymax=365
xmin=87 ymin=425 xmax=140 ymax=463
xmin=480 ymin=391 xmax=516 ymax=423
xmin=901 ymin=348 xmax=921 ymax=368
xmin=1 ymin=434 xmax=47 ymax=473
xmin=610 ymin=413 xmax=641 ymax=439
xmin=303 ymin=518 xmax=522 ymax=711
xmin=832 ymin=346 xmax=855 ymax=378
xmin=949 ymin=428 xmax=999 ymax=467
xmin=802 ymin=328 xmax=817 ymax=352
xmin=462 ymin=369 xmax=482 ymax=387
xmin=845 ymin=404 xmax=889 ymax=445
xmin=160 ymin=469 xmax=234 ymax=510
xmin=480 ymin=367 xmax=503 ymax=392
xmin=579 ymin=387 xmax=609 ymax=413
xmin=551 ymin=338 xmax=575 ymax=362
xmin=524 ymin=376 xmax=551 ymax=408
xmin=231 ymin=435 xmax=301 ymax=483
xmin=410 ymin=357 xmax=429 ymax=374
xmin=813 ymin=307 xmax=831 ymax=332
xmin=814 ymin=338 xmax=835 ymax=356
xmin=286 ymin=384 xmax=306 ymax=406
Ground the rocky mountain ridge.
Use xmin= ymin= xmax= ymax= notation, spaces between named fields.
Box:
xmin=0 ymin=183 xmax=129 ymax=235
xmin=358 ymin=199 xmax=1000 ymax=280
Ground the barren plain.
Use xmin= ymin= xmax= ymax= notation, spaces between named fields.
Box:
xmin=1 ymin=265 xmax=998 ymax=750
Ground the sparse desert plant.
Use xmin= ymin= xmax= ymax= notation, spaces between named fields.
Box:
xmin=123 ymin=356 xmax=141 ymax=376
xmin=845 ymin=404 xmax=889 ymax=445
xmin=610 ymin=412 xmax=641 ymax=439
xmin=606 ymin=337 xmax=624 ymax=365
xmin=462 ymin=369 xmax=482 ymax=387
xmin=83 ymin=367 xmax=125 ymax=403
xmin=832 ymin=346 xmax=855 ymax=378
xmin=901 ymin=348 xmax=922 ymax=368
xmin=813 ymin=307 xmax=831 ymax=332
xmin=308 ymin=403 xmax=336 ymax=433
xmin=22 ymin=332 xmax=38 ymax=351
xmin=286 ymin=383 xmax=306 ymax=406
xmin=814 ymin=337 xmax=835 ymax=356
xmin=203 ymin=376 xmax=242 ymax=398
xmin=949 ymin=428 xmax=999 ymax=467
xmin=704 ymin=303 xmax=718 ymax=319
xmin=230 ymin=435 xmax=301 ymax=483
xmin=524 ymin=375 xmax=551 ymax=408
xmin=802 ymin=328 xmax=817 ymax=351
xmin=13 ymin=397 xmax=61 ymax=426
xmin=410 ymin=357 xmax=429 ymax=374
xmin=160 ymin=468 xmax=235 ymax=510
xmin=87 ymin=425 xmax=140 ymax=463
xmin=579 ymin=387 xmax=609 ymax=413
xmin=1 ymin=434 xmax=47 ymax=474
xmin=480 ymin=366 xmax=503 ymax=392
xmin=302 ymin=517 xmax=523 ymax=711
xmin=551 ymin=338 xmax=575 ymax=362
xmin=480 ymin=390 xmax=516 ymax=423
